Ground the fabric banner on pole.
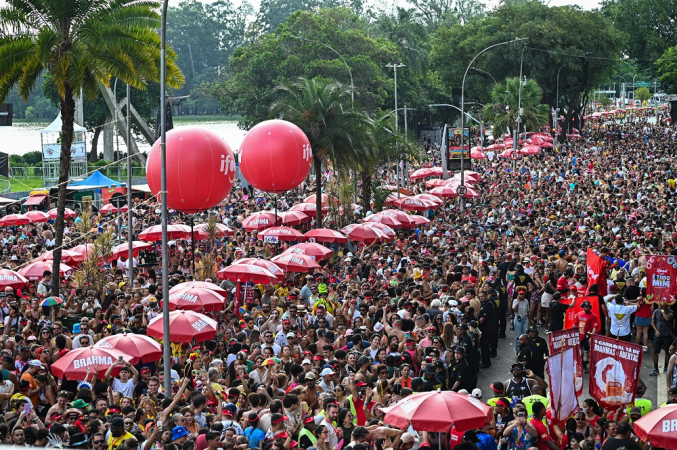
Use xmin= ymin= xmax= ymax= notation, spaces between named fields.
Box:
xmin=586 ymin=248 xmax=608 ymax=296
xmin=645 ymin=255 xmax=677 ymax=305
xmin=564 ymin=296 xmax=600 ymax=331
xmin=547 ymin=347 xmax=578 ymax=422
xmin=589 ymin=335 xmax=642 ymax=411
xmin=548 ymin=328 xmax=584 ymax=397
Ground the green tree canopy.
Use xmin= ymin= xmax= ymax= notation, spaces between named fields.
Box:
xmin=431 ymin=0 xmax=625 ymax=128
xmin=215 ymin=8 xmax=399 ymax=129
xmin=634 ymin=87 xmax=651 ymax=103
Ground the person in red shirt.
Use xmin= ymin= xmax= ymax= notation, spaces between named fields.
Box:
xmin=573 ymin=301 xmax=599 ymax=373
xmin=531 ymin=402 xmax=559 ymax=450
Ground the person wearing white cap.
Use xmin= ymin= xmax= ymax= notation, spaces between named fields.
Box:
xmin=319 ymin=368 xmax=335 ymax=393
xmin=471 ymin=388 xmax=483 ymax=399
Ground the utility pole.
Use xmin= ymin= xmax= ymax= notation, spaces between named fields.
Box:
xmin=386 ymin=64 xmax=405 ymax=196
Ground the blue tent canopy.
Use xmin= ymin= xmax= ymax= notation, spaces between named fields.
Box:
xmin=68 ymin=170 xmax=120 ymax=189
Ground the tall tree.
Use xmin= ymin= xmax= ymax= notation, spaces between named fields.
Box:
xmin=406 ymin=0 xmax=484 ymax=29
xmin=0 ymin=0 xmax=183 ymax=295
xmin=431 ymin=0 xmax=624 ymax=131
xmin=373 ymin=8 xmax=431 ymax=74
xmin=602 ymin=0 xmax=677 ymax=74
xmin=482 ymin=77 xmax=549 ymax=135
xmin=271 ymin=77 xmax=374 ymax=227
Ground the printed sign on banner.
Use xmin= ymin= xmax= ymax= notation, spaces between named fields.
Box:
xmin=646 ymin=255 xmax=677 ymax=304
xmin=564 ymin=296 xmax=600 ymax=330
xmin=547 ymin=347 xmax=579 ymax=422
xmin=589 ymin=335 xmax=642 ymax=410
xmin=548 ymin=328 xmax=584 ymax=397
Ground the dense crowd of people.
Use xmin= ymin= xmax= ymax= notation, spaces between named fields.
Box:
xmin=0 ymin=107 xmax=675 ymax=450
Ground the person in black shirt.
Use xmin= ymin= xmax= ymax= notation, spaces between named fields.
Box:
xmin=549 ymin=292 xmax=574 ymax=332
xmin=448 ymin=346 xmax=472 ymax=392
xmin=478 ymin=291 xmax=497 ymax=366
xmin=600 ymin=421 xmax=642 ymax=450
xmin=527 ymin=326 xmax=549 ymax=379
xmin=490 ymin=279 xmax=509 ymax=338
xmin=421 ymin=363 xmax=446 ymax=391
xmin=516 ymin=334 xmax=534 ymax=372
xmin=503 ymin=363 xmax=547 ymax=400
xmin=512 ymin=265 xmax=535 ymax=299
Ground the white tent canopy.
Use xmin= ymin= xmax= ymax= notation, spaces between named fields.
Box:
xmin=40 ymin=115 xmax=86 ymax=134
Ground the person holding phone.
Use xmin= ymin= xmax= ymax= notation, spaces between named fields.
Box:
xmin=105 ymin=357 xmax=139 ymax=398
xmin=503 ymin=404 xmax=538 ymax=450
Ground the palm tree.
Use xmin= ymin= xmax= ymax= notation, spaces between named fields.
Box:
xmin=0 ymin=0 xmax=183 ymax=295
xmin=271 ymin=77 xmax=374 ymax=227
xmin=358 ymin=110 xmax=421 ymax=211
xmin=482 ymin=77 xmax=550 ymax=136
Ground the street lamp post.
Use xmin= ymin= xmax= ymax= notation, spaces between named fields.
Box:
xmin=470 ymin=67 xmax=498 ymax=87
xmin=555 ymin=63 xmax=565 ymax=150
xmin=160 ymin=0 xmax=171 ymax=395
xmin=290 ymin=35 xmax=354 ymax=104
xmin=127 ymin=83 xmax=133 ymax=286
xmin=461 ymin=38 xmax=527 ymax=210
xmin=386 ymin=64 xmax=405 ymax=196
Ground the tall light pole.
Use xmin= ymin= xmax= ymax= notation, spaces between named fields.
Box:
xmin=514 ymin=45 xmax=527 ymax=157
xmin=470 ymin=67 xmax=498 ymax=87
xmin=126 ymin=84 xmax=133 ymax=284
xmin=555 ymin=63 xmax=565 ymax=150
xmin=290 ymin=35 xmax=354 ymax=104
xmin=461 ymin=38 xmax=527 ymax=208
xmin=160 ymin=0 xmax=171 ymax=395
xmin=386 ymin=64 xmax=405 ymax=196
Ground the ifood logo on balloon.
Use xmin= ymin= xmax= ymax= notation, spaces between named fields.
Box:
xmin=220 ymin=155 xmax=236 ymax=182
xmin=302 ymin=144 xmax=312 ymax=161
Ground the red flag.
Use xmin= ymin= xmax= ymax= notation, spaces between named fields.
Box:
xmin=548 ymin=328 xmax=584 ymax=397
xmin=586 ymin=248 xmax=607 ymax=296
xmin=547 ymin=347 xmax=579 ymax=422
xmin=589 ymin=335 xmax=642 ymax=411
xmin=564 ymin=296 xmax=601 ymax=332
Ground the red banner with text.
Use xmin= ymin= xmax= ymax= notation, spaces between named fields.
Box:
xmin=646 ymin=255 xmax=677 ymax=305
xmin=549 ymin=328 xmax=584 ymax=397
xmin=564 ymin=296 xmax=601 ymax=330
xmin=589 ymin=335 xmax=642 ymax=410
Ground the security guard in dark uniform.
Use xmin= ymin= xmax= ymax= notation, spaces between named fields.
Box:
xmin=448 ymin=346 xmax=472 ymax=392
xmin=527 ymin=325 xmax=549 ymax=379
xmin=422 ymin=362 xmax=446 ymax=391
xmin=457 ymin=322 xmax=476 ymax=388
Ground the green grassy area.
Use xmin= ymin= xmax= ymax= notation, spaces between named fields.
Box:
xmin=8 ymin=177 xmax=45 ymax=193
xmin=173 ymin=114 xmax=242 ymax=123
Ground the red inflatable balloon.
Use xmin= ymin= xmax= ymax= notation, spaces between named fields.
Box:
xmin=146 ymin=127 xmax=236 ymax=213
xmin=239 ymin=120 xmax=312 ymax=193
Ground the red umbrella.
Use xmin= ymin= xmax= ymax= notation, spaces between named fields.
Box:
xmin=24 ymin=211 xmax=49 ymax=223
xmin=409 ymin=215 xmax=430 ymax=225
xmin=147 ymin=310 xmax=218 ymax=343
xmin=217 ymin=264 xmax=279 ymax=284
xmin=289 ymin=203 xmax=327 ymax=217
xmin=303 ymin=194 xmax=337 ymax=205
xmin=47 ymin=208 xmax=77 ymax=219
xmin=363 ymin=222 xmax=396 ymax=240
xmin=36 ymin=249 xmax=82 ymax=265
xmin=166 ymin=285 xmax=226 ymax=312
xmin=424 ymin=179 xmax=446 ymax=188
xmin=233 ymin=258 xmax=285 ymax=278
xmin=194 ymin=223 xmax=234 ymax=238
xmin=50 ymin=347 xmax=132 ymax=380
xmin=304 ymin=228 xmax=348 ymax=244
xmin=99 ymin=203 xmax=118 ymax=214
xmin=380 ymin=390 xmax=493 ymax=432
xmin=540 ymin=141 xmax=554 ymax=148
xmin=271 ymin=253 xmax=321 ymax=272
xmin=381 ymin=210 xmax=416 ymax=228
xmin=362 ymin=213 xmax=402 ymax=228
xmin=0 ymin=269 xmax=28 ymax=290
xmin=284 ymin=243 xmax=333 ymax=261
xmin=171 ymin=281 xmax=227 ymax=293
xmin=520 ymin=145 xmax=541 ymax=155
xmin=633 ymin=405 xmax=677 ymax=448
xmin=95 ymin=333 xmax=162 ymax=364
xmin=485 ymin=143 xmax=505 ymax=150
xmin=429 ymin=186 xmax=458 ymax=198
xmin=0 ymin=214 xmax=30 ymax=226
xmin=414 ymin=194 xmax=443 ymax=206
xmin=70 ymin=244 xmax=94 ymax=261
xmin=241 ymin=211 xmax=282 ymax=232
xmin=410 ymin=168 xmax=436 ymax=180
xmin=19 ymin=261 xmax=73 ymax=281
xmin=138 ymin=224 xmax=189 ymax=242
xmin=280 ymin=211 xmax=310 ymax=226
xmin=499 ymin=149 xmax=517 ymax=158
xmin=258 ymin=226 xmax=306 ymax=242
xmin=340 ymin=224 xmax=383 ymax=243
xmin=393 ymin=197 xmax=435 ymax=212
xmin=110 ymin=241 xmax=152 ymax=260
xmin=430 ymin=167 xmax=444 ymax=176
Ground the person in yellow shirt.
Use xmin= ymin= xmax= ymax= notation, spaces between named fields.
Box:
xmin=108 ymin=417 xmax=135 ymax=450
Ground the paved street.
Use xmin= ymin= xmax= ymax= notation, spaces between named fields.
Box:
xmin=476 ymin=332 xmax=666 ymax=411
